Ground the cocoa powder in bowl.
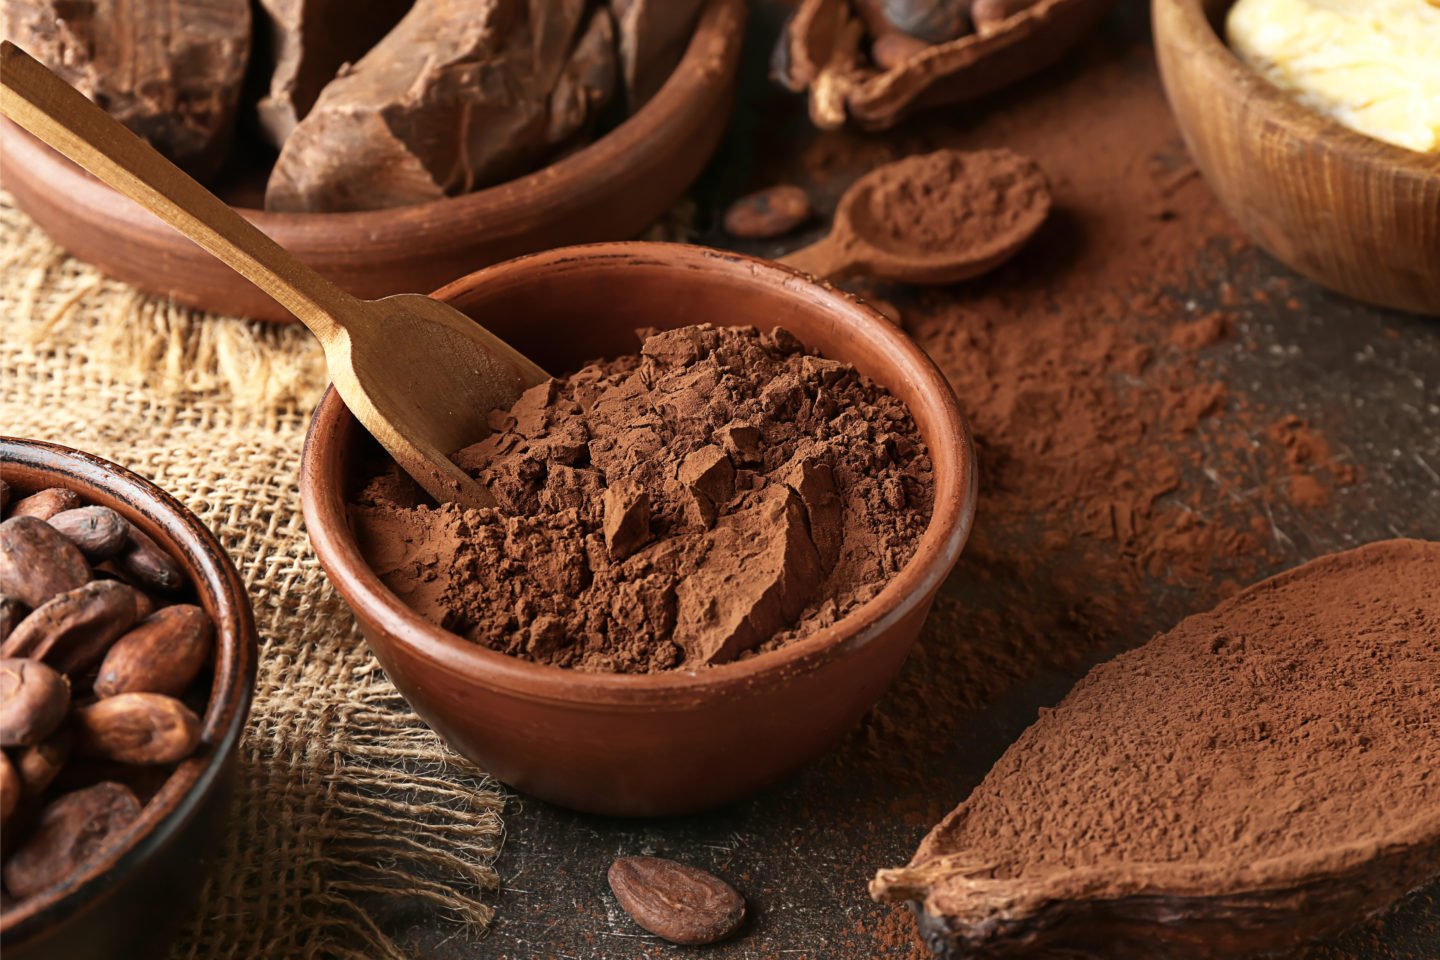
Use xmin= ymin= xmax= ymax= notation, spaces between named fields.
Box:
xmin=351 ymin=324 xmax=934 ymax=673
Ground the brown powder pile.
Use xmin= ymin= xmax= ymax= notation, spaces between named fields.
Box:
xmin=351 ymin=324 xmax=933 ymax=673
xmin=874 ymin=538 xmax=1440 ymax=957
xmin=857 ymin=148 xmax=1049 ymax=256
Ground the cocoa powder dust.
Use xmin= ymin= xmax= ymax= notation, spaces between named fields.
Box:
xmin=351 ymin=325 xmax=932 ymax=673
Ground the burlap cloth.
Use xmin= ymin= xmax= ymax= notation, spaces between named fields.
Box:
xmin=0 ymin=192 xmax=505 ymax=959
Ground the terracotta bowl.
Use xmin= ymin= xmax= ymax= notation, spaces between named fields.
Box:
xmin=1153 ymin=0 xmax=1440 ymax=315
xmin=0 ymin=0 xmax=745 ymax=324
xmin=300 ymin=243 xmax=977 ymax=817
xmin=0 ymin=439 xmax=256 ymax=960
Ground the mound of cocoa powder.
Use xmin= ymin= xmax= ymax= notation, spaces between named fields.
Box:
xmin=351 ymin=324 xmax=933 ymax=673
xmin=873 ymin=538 xmax=1440 ymax=957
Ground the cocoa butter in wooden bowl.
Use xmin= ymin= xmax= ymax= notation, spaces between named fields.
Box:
xmin=1153 ymin=0 xmax=1440 ymax=315
xmin=300 ymin=242 xmax=977 ymax=817
xmin=0 ymin=439 xmax=256 ymax=960
xmin=0 ymin=0 xmax=746 ymax=323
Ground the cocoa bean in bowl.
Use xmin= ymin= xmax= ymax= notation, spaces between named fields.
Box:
xmin=0 ymin=439 xmax=255 ymax=960
xmin=300 ymin=242 xmax=977 ymax=816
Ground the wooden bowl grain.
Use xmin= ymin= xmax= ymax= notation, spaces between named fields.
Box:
xmin=0 ymin=439 xmax=256 ymax=960
xmin=0 ymin=0 xmax=745 ymax=324
xmin=1152 ymin=0 xmax=1440 ymax=315
xmin=299 ymin=243 xmax=977 ymax=817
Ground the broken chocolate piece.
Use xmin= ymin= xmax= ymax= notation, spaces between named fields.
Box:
xmin=547 ymin=6 xmax=619 ymax=147
xmin=3 ymin=0 xmax=251 ymax=181
xmin=872 ymin=539 xmax=1440 ymax=958
xmin=675 ymin=484 xmax=824 ymax=664
xmin=253 ymin=0 xmax=412 ymax=148
xmin=265 ymin=0 xmax=587 ymax=212
xmin=610 ymin=0 xmax=706 ymax=110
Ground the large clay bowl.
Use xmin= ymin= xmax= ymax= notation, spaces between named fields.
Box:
xmin=0 ymin=0 xmax=745 ymax=324
xmin=300 ymin=242 xmax=977 ymax=817
xmin=0 ymin=439 xmax=256 ymax=960
xmin=1153 ymin=0 xmax=1440 ymax=315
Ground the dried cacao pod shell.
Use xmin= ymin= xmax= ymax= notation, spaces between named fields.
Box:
xmin=2 ymin=581 xmax=146 ymax=674
xmin=74 ymin=693 xmax=202 ymax=765
xmin=47 ymin=506 xmax=132 ymax=563
xmin=9 ymin=487 xmax=82 ymax=521
xmin=95 ymin=604 xmax=213 ymax=698
xmin=112 ymin=525 xmax=185 ymax=594
xmin=608 ymin=856 xmax=746 ymax=945
xmin=2 ymin=782 xmax=142 ymax=899
xmin=0 ymin=516 xmax=92 ymax=609
xmin=15 ymin=727 xmax=71 ymax=797
xmin=774 ymin=0 xmax=1112 ymax=130
xmin=0 ymin=657 xmax=72 ymax=747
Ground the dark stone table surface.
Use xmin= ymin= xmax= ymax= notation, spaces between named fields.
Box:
xmin=386 ymin=3 xmax=1440 ymax=957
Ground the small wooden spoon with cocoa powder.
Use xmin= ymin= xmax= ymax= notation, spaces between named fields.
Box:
xmin=780 ymin=148 xmax=1050 ymax=285
xmin=0 ymin=41 xmax=547 ymax=509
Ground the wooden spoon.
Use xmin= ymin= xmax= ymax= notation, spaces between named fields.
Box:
xmin=0 ymin=41 xmax=547 ymax=509
xmin=779 ymin=148 xmax=1050 ymax=284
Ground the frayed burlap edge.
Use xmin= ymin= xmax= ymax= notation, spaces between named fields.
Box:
xmin=0 ymin=193 xmax=506 ymax=959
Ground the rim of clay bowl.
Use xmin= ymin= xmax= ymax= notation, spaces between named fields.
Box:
xmin=301 ymin=242 xmax=977 ymax=707
xmin=0 ymin=439 xmax=256 ymax=941
xmin=1171 ymin=0 xmax=1440 ymax=170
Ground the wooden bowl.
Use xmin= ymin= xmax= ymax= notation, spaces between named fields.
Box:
xmin=1153 ymin=0 xmax=1440 ymax=315
xmin=299 ymin=243 xmax=977 ymax=817
xmin=0 ymin=439 xmax=256 ymax=960
xmin=0 ymin=0 xmax=745 ymax=324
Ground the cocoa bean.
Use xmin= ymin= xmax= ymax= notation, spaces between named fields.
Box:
xmin=0 ymin=658 xmax=71 ymax=747
xmin=0 ymin=595 xmax=26 ymax=643
xmin=95 ymin=605 xmax=213 ymax=698
xmin=2 ymin=782 xmax=141 ymax=899
xmin=47 ymin=506 xmax=131 ymax=563
xmin=0 ymin=516 xmax=92 ymax=609
xmin=723 ymin=185 xmax=812 ymax=239
xmin=113 ymin=525 xmax=185 ymax=594
xmin=15 ymin=727 xmax=71 ymax=797
xmin=0 ymin=751 xmax=19 ymax=826
xmin=2 ymin=581 xmax=145 ymax=674
xmin=9 ymin=487 xmax=82 ymax=522
xmin=74 ymin=693 xmax=202 ymax=765
xmin=607 ymin=856 xmax=747 ymax=945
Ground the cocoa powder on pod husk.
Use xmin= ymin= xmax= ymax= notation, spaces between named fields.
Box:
xmin=2 ymin=782 xmax=143 ymax=899
xmin=872 ymin=539 xmax=1440 ymax=958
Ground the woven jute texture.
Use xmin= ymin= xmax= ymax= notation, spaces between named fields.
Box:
xmin=0 ymin=193 xmax=505 ymax=959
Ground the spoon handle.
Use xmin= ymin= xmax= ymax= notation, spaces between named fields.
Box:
xmin=0 ymin=41 xmax=354 ymax=340
xmin=777 ymin=234 xmax=855 ymax=281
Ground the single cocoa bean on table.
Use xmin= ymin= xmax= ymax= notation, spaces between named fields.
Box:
xmin=607 ymin=856 xmax=747 ymax=945
xmin=47 ymin=506 xmax=131 ymax=563
xmin=2 ymin=781 xmax=142 ymax=899
xmin=0 ymin=657 xmax=71 ymax=747
xmin=112 ymin=525 xmax=185 ymax=594
xmin=723 ymin=185 xmax=812 ymax=239
xmin=0 ymin=751 xmax=20 ymax=826
xmin=0 ymin=516 xmax=92 ymax=609
xmin=15 ymin=727 xmax=71 ymax=797
xmin=10 ymin=487 xmax=83 ymax=522
xmin=95 ymin=604 xmax=213 ymax=698
xmin=74 ymin=692 xmax=202 ymax=765
xmin=2 ymin=580 xmax=146 ymax=674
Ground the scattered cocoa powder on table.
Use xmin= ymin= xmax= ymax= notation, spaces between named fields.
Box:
xmin=352 ymin=324 xmax=933 ymax=673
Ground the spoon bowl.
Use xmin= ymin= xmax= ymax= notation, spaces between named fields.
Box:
xmin=781 ymin=148 xmax=1051 ymax=284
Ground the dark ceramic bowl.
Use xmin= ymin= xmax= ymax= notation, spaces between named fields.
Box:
xmin=300 ymin=242 xmax=977 ymax=817
xmin=0 ymin=439 xmax=256 ymax=960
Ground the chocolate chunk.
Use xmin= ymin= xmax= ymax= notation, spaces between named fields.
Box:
xmin=610 ymin=0 xmax=707 ymax=110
